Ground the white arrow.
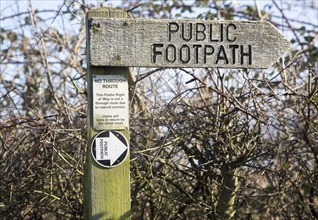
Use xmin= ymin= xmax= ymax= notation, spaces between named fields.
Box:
xmin=94 ymin=131 xmax=128 ymax=167
xmin=106 ymin=131 xmax=127 ymax=165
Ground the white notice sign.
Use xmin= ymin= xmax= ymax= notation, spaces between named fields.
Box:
xmin=93 ymin=75 xmax=129 ymax=130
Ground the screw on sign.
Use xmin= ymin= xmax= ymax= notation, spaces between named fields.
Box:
xmin=91 ymin=130 xmax=129 ymax=168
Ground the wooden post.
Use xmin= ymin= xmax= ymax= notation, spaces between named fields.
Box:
xmin=85 ymin=8 xmax=131 ymax=220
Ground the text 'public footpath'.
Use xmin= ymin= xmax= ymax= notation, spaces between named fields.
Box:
xmin=151 ymin=22 xmax=252 ymax=66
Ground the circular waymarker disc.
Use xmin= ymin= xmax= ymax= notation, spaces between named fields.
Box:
xmin=91 ymin=130 xmax=129 ymax=168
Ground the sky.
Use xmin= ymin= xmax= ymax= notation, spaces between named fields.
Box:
xmin=1 ymin=0 xmax=317 ymax=66
xmin=2 ymin=0 xmax=317 ymax=30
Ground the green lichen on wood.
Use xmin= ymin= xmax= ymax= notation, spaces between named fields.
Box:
xmin=85 ymin=8 xmax=131 ymax=220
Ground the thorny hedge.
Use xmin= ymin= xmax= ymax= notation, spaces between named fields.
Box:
xmin=1 ymin=0 xmax=317 ymax=219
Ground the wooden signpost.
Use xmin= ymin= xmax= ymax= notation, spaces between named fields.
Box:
xmin=85 ymin=7 xmax=291 ymax=220
xmin=88 ymin=18 xmax=291 ymax=68
xmin=85 ymin=8 xmax=131 ymax=220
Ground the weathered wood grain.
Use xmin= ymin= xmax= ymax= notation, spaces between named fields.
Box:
xmin=85 ymin=8 xmax=131 ymax=220
xmin=88 ymin=18 xmax=291 ymax=68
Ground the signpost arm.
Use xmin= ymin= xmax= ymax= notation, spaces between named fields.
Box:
xmin=85 ymin=8 xmax=131 ymax=220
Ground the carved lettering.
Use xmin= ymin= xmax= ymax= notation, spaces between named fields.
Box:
xmin=151 ymin=43 xmax=253 ymax=66
xmin=226 ymin=23 xmax=237 ymax=42
xmin=179 ymin=45 xmax=191 ymax=63
xmin=152 ymin=44 xmax=164 ymax=63
xmin=196 ymin=23 xmax=206 ymax=41
xmin=229 ymin=44 xmax=239 ymax=64
xmin=151 ymin=21 xmax=253 ymax=66
xmin=193 ymin=44 xmax=202 ymax=64
xmin=216 ymin=45 xmax=229 ymax=64
xmin=204 ymin=45 xmax=214 ymax=63
xmin=168 ymin=22 xmax=179 ymax=41
xmin=168 ymin=22 xmax=237 ymax=43
xmin=181 ymin=23 xmax=192 ymax=41
xmin=240 ymin=45 xmax=252 ymax=65
xmin=165 ymin=44 xmax=176 ymax=63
